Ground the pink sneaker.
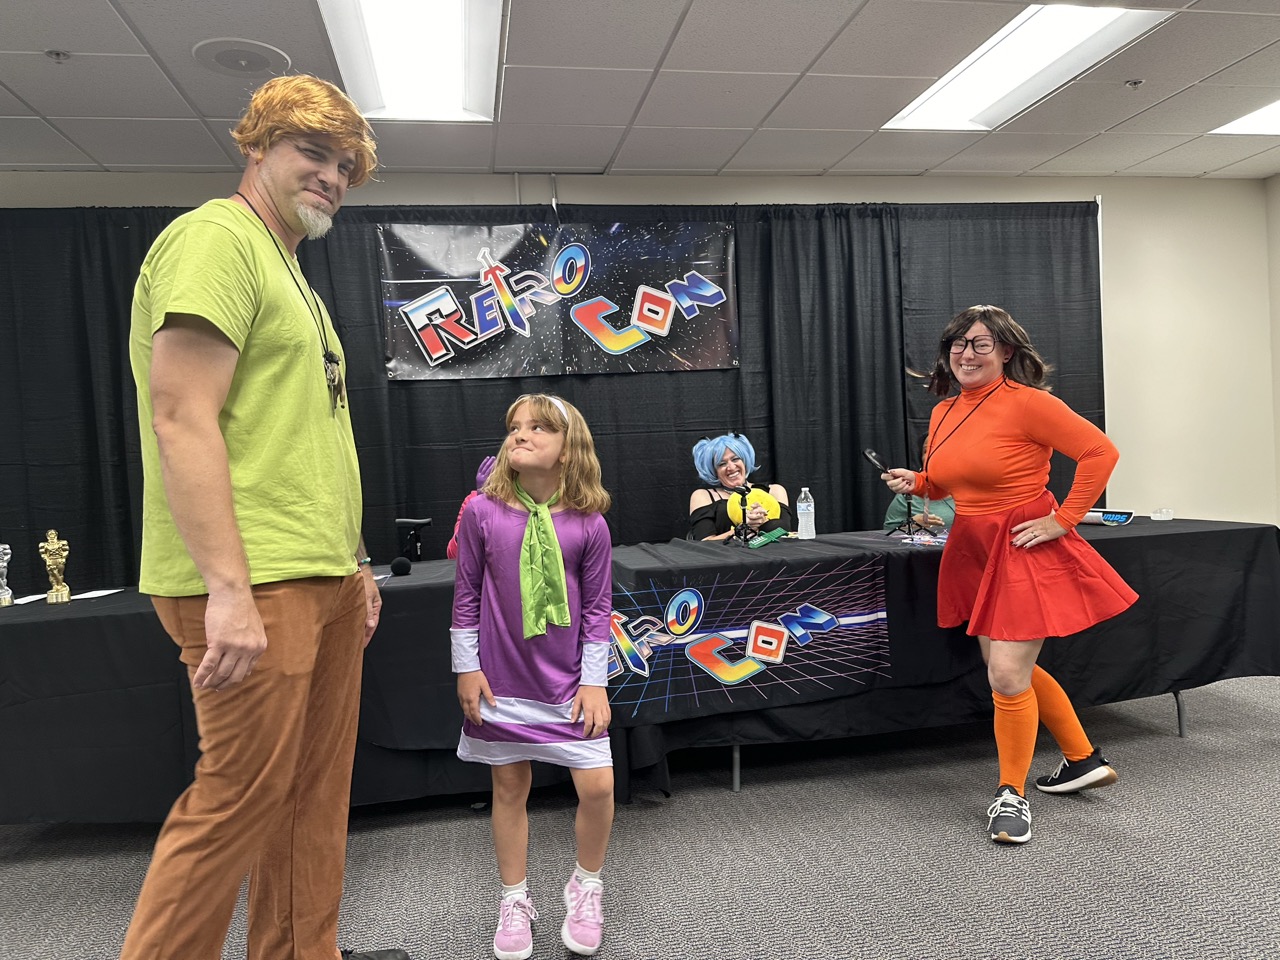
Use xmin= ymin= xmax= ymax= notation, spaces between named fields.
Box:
xmin=560 ymin=875 xmax=604 ymax=956
xmin=493 ymin=892 xmax=537 ymax=960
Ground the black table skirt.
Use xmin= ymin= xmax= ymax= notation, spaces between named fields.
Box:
xmin=2 ymin=518 xmax=1278 ymax=822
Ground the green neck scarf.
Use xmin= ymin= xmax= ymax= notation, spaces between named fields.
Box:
xmin=513 ymin=481 xmax=571 ymax=639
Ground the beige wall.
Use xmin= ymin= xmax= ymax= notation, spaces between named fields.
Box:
xmin=1270 ymin=174 xmax=1280 ymax=526
xmin=2 ymin=170 xmax=1274 ymax=524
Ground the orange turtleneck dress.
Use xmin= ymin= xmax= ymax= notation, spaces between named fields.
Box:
xmin=911 ymin=378 xmax=1137 ymax=642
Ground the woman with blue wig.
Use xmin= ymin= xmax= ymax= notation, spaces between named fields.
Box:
xmin=688 ymin=433 xmax=792 ymax=542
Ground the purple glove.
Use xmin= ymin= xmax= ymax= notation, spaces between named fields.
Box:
xmin=476 ymin=455 xmax=497 ymax=488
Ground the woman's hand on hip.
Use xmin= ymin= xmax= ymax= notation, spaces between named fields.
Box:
xmin=1010 ymin=513 xmax=1069 ymax=549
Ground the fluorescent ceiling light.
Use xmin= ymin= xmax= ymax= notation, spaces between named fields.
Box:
xmin=1210 ymin=99 xmax=1280 ymax=135
xmin=317 ymin=0 xmax=500 ymax=122
xmin=884 ymin=4 xmax=1170 ymax=132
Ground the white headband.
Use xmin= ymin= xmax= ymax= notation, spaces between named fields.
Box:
xmin=547 ymin=396 xmax=568 ymax=420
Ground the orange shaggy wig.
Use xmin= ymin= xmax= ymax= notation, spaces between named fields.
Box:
xmin=232 ymin=74 xmax=378 ymax=188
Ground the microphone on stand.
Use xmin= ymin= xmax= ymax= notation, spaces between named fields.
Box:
xmin=389 ymin=556 xmax=412 ymax=576
xmin=733 ymin=485 xmax=751 ymax=546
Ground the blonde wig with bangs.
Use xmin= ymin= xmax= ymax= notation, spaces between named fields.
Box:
xmin=484 ymin=394 xmax=611 ymax=515
xmin=232 ymin=75 xmax=377 ymax=188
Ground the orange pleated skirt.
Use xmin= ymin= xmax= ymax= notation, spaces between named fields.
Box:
xmin=937 ymin=490 xmax=1138 ymax=641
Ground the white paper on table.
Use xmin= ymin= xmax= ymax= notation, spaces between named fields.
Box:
xmin=71 ymin=588 xmax=125 ymax=599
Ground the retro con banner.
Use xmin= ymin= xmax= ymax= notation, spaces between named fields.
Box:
xmin=378 ymin=222 xmax=738 ymax=379
xmin=605 ymin=554 xmax=890 ymax=726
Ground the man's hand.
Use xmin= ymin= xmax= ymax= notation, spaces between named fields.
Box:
xmin=457 ymin=670 xmax=496 ymax=725
xmin=572 ymin=685 xmax=612 ymax=738
xmin=360 ymin=565 xmax=382 ymax=647
xmin=192 ymin=589 xmax=268 ymax=691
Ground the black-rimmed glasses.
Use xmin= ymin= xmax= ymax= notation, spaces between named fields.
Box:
xmin=946 ymin=335 xmax=999 ymax=355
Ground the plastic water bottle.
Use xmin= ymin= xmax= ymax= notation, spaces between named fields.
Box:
xmin=796 ymin=487 xmax=816 ymax=540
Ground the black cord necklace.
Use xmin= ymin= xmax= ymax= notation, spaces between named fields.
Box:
xmin=924 ymin=376 xmax=1007 ymax=472
xmin=233 ymin=191 xmax=345 ymax=411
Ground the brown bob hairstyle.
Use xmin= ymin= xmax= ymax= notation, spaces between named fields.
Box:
xmin=926 ymin=305 xmax=1053 ymax=397
xmin=231 ymin=75 xmax=378 ymax=188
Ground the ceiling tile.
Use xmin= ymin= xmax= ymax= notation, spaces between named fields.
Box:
xmin=1032 ymin=133 xmax=1197 ymax=172
xmin=116 ymin=0 xmax=343 ymax=118
xmin=813 ymin=0 xmax=1020 ymax=78
xmin=0 ymin=52 xmax=190 ymax=118
xmin=829 ymin=130 xmax=984 ymax=171
xmin=500 ymin=66 xmax=651 ymax=126
xmin=0 ymin=0 xmax=145 ymax=54
xmin=494 ymin=123 xmax=625 ymax=172
xmin=932 ymin=133 xmax=1093 ymax=172
xmin=1112 ymin=84 xmax=1280 ymax=134
xmin=663 ymin=0 xmax=856 ymax=72
xmin=613 ymin=127 xmax=753 ymax=171
xmin=1085 ymin=11 xmax=1280 ymax=85
xmin=765 ymin=75 xmax=933 ymax=130
xmin=54 ymin=118 xmax=233 ymax=166
xmin=927 ymin=0 xmax=1195 ymax=8
xmin=0 ymin=84 xmax=33 ymax=116
xmin=635 ymin=71 xmax=796 ymax=128
xmin=370 ymin=121 xmax=496 ymax=172
xmin=723 ymin=129 xmax=871 ymax=172
xmin=1001 ymin=80 xmax=1186 ymax=135
xmin=1188 ymin=1 xmax=1280 ymax=11
xmin=1121 ymin=133 xmax=1280 ymax=173
xmin=827 ymin=167 xmax=928 ymax=176
xmin=1205 ymin=40 xmax=1280 ymax=86
xmin=505 ymin=0 xmax=687 ymax=69
xmin=0 ymin=118 xmax=92 ymax=165
xmin=1202 ymin=144 xmax=1280 ymax=177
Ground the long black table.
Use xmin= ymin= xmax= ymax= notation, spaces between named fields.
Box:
xmin=2 ymin=519 xmax=1278 ymax=822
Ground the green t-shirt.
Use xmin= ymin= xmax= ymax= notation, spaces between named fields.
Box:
xmin=130 ymin=199 xmax=363 ymax=596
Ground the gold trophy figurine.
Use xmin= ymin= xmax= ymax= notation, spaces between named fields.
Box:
xmin=0 ymin=543 xmax=12 ymax=606
xmin=39 ymin=529 xmax=71 ymax=604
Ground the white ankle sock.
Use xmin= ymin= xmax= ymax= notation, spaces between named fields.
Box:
xmin=573 ymin=863 xmax=603 ymax=886
xmin=501 ymin=879 xmax=528 ymax=900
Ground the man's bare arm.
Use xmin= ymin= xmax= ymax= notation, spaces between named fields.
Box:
xmin=150 ymin=314 xmax=265 ymax=691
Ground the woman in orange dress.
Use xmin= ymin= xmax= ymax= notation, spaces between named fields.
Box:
xmin=883 ymin=305 xmax=1137 ymax=845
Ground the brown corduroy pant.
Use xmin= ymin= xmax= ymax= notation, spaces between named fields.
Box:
xmin=120 ymin=573 xmax=367 ymax=960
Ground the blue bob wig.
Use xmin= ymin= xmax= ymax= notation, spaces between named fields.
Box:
xmin=692 ymin=433 xmax=758 ymax=486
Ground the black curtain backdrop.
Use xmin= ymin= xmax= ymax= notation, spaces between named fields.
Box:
xmin=0 ymin=201 xmax=1100 ymax=595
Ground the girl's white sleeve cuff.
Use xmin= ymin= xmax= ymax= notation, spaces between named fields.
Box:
xmin=451 ymin=628 xmax=481 ymax=673
xmin=580 ymin=641 xmax=610 ymax=686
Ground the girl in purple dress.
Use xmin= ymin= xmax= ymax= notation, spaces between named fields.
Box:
xmin=452 ymin=393 xmax=614 ymax=960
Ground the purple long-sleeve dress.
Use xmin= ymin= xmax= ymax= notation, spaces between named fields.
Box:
xmin=452 ymin=494 xmax=613 ymax=768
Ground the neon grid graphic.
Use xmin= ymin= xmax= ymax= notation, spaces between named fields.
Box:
xmin=606 ymin=555 xmax=889 ymax=725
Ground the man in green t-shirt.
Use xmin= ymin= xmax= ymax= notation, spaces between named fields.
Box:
xmin=124 ymin=75 xmax=407 ymax=960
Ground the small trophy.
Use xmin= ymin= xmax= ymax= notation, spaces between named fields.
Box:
xmin=39 ymin=529 xmax=70 ymax=604
xmin=0 ymin=543 xmax=12 ymax=606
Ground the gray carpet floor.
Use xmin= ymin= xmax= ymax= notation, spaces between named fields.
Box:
xmin=3 ymin=676 xmax=1278 ymax=960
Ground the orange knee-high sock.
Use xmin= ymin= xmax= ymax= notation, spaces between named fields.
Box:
xmin=992 ymin=686 xmax=1038 ymax=795
xmin=1030 ymin=665 xmax=1093 ymax=762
